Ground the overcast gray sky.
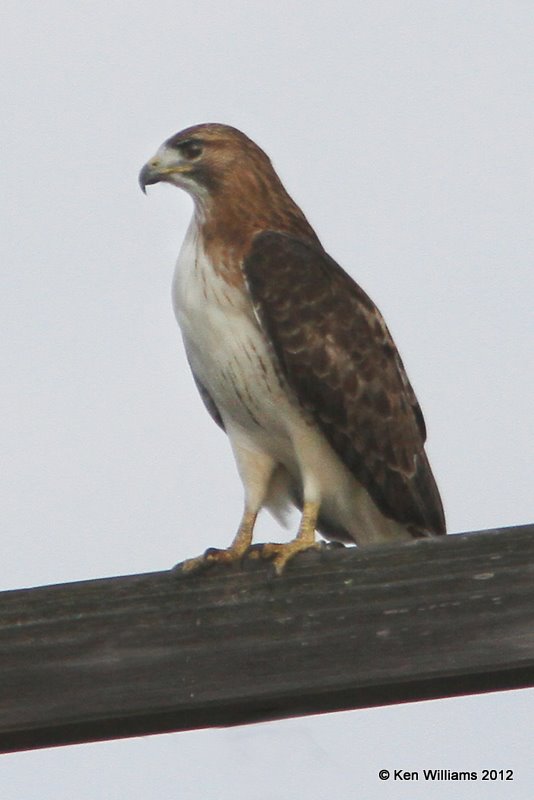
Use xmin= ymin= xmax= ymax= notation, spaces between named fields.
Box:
xmin=2 ymin=1 xmax=533 ymax=797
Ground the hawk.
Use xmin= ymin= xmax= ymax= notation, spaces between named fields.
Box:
xmin=139 ymin=123 xmax=445 ymax=573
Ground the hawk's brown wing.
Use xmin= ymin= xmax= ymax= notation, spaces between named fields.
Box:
xmin=243 ymin=231 xmax=445 ymax=536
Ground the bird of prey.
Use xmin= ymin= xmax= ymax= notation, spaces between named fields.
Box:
xmin=139 ymin=123 xmax=445 ymax=573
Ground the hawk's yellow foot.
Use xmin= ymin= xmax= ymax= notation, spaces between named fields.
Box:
xmin=261 ymin=539 xmax=322 ymax=575
xmin=180 ymin=510 xmax=257 ymax=574
xmin=261 ymin=500 xmax=320 ymax=575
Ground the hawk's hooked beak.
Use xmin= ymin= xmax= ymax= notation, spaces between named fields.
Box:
xmin=139 ymin=149 xmax=188 ymax=194
xmin=138 ymin=161 xmax=163 ymax=195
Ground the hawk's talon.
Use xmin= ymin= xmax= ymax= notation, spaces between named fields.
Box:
xmin=260 ymin=540 xmax=322 ymax=575
xmin=179 ymin=553 xmax=215 ymax=575
xmin=204 ymin=547 xmax=226 ymax=559
xmin=179 ymin=545 xmax=249 ymax=574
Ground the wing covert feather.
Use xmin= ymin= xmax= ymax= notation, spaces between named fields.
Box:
xmin=243 ymin=230 xmax=445 ymax=535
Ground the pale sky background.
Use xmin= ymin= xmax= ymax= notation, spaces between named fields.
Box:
xmin=2 ymin=1 xmax=533 ymax=797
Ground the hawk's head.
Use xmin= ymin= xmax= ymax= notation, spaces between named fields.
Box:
xmin=139 ymin=123 xmax=273 ymax=202
xmin=139 ymin=123 xmax=319 ymax=247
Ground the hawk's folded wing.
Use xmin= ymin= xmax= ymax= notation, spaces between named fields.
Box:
xmin=244 ymin=230 xmax=445 ymax=536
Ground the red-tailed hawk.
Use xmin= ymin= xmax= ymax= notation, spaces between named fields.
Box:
xmin=139 ymin=123 xmax=445 ymax=573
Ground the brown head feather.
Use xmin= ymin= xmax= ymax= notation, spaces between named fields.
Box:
xmin=164 ymin=124 xmax=321 ymax=266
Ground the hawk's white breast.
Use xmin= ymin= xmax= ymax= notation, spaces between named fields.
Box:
xmin=172 ymin=219 xmax=291 ymax=449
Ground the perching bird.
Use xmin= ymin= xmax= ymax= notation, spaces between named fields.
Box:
xmin=139 ymin=123 xmax=445 ymax=573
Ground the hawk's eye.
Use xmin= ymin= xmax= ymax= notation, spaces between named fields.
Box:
xmin=180 ymin=140 xmax=203 ymax=160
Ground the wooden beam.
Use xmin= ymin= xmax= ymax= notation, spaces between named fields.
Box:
xmin=1 ymin=524 xmax=533 ymax=753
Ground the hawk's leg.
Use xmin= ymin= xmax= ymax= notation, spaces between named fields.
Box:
xmin=180 ymin=445 xmax=275 ymax=574
xmin=180 ymin=509 xmax=257 ymax=573
xmin=261 ymin=500 xmax=321 ymax=575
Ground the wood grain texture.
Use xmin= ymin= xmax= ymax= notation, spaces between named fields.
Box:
xmin=1 ymin=524 xmax=533 ymax=753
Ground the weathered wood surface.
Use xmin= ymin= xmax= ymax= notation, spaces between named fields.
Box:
xmin=1 ymin=524 xmax=533 ymax=753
